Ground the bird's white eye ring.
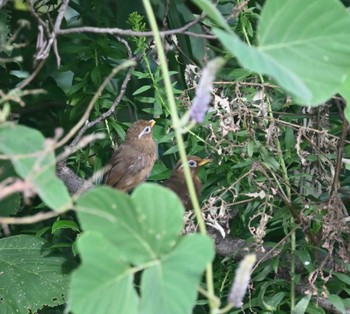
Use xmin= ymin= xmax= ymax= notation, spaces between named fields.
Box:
xmin=143 ymin=126 xmax=151 ymax=134
xmin=139 ymin=126 xmax=152 ymax=138
xmin=188 ymin=160 xmax=197 ymax=168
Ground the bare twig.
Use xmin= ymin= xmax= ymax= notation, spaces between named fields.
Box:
xmin=182 ymin=31 xmax=215 ymax=39
xmin=56 ymin=0 xmax=250 ymax=41
xmin=28 ymin=0 xmax=50 ymax=31
xmin=54 ymin=59 xmax=135 ymax=149
xmin=0 ymin=211 xmax=59 ymax=225
xmin=0 ymin=88 xmax=46 ymax=107
xmin=57 ymin=14 xmax=204 ymax=37
xmin=69 ymin=36 xmax=135 ymax=148
xmin=35 ymin=0 xmax=69 ymax=64
xmin=57 ymin=133 xmax=106 ymax=162
xmin=0 ymin=56 xmax=23 ymax=63
xmin=0 ymin=179 xmax=35 ymax=200
xmin=214 ymin=81 xmax=279 ymax=89
xmin=274 ymin=119 xmax=350 ymax=144
xmin=17 ymin=60 xmax=46 ymax=89
xmin=17 ymin=0 xmax=70 ymax=89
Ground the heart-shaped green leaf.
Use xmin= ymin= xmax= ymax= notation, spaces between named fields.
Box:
xmin=76 ymin=184 xmax=184 ymax=265
xmin=73 ymin=184 xmax=215 ymax=314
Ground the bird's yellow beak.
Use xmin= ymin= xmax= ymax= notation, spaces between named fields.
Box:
xmin=149 ymin=119 xmax=156 ymax=128
xmin=198 ymin=158 xmax=212 ymax=167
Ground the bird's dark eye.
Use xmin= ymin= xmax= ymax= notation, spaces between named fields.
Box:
xmin=143 ymin=126 xmax=151 ymax=134
xmin=188 ymin=160 xmax=197 ymax=168
xmin=139 ymin=126 xmax=152 ymax=138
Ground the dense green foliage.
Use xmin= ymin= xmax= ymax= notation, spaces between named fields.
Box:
xmin=1 ymin=0 xmax=350 ymax=313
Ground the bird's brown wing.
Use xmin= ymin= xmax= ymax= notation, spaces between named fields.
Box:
xmin=104 ymin=143 xmax=155 ymax=191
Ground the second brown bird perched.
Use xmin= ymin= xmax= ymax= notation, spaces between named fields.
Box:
xmin=104 ymin=119 xmax=156 ymax=192
xmin=163 ymin=156 xmax=212 ymax=210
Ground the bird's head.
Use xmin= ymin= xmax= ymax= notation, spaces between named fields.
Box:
xmin=125 ymin=119 xmax=156 ymax=142
xmin=175 ymin=156 xmax=212 ymax=174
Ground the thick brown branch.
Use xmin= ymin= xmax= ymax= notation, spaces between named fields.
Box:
xmin=56 ymin=163 xmax=94 ymax=195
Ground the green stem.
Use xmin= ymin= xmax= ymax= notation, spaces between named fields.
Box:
xmin=265 ymin=98 xmax=295 ymax=311
xmin=142 ymin=50 xmax=170 ymax=116
xmin=142 ymin=0 xmax=217 ymax=311
xmin=276 ymin=134 xmax=295 ymax=311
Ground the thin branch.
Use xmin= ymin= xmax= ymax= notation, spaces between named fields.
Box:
xmin=0 ymin=88 xmax=46 ymax=106
xmin=54 ymin=59 xmax=135 ymax=149
xmin=28 ymin=0 xmax=50 ymax=31
xmin=182 ymin=31 xmax=215 ymax=39
xmin=274 ymin=119 xmax=350 ymax=144
xmin=214 ymin=81 xmax=279 ymax=89
xmin=0 ymin=179 xmax=34 ymax=200
xmin=56 ymin=0 xmax=251 ymax=41
xmin=57 ymin=14 xmax=203 ymax=37
xmin=34 ymin=0 xmax=69 ymax=63
xmin=69 ymin=36 xmax=135 ymax=148
xmin=57 ymin=133 xmax=106 ymax=162
xmin=17 ymin=0 xmax=70 ymax=89
xmin=16 ymin=60 xmax=45 ymax=89
xmin=0 ymin=211 xmax=59 ymax=225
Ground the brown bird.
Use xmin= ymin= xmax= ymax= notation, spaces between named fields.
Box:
xmin=163 ymin=156 xmax=212 ymax=209
xmin=104 ymin=119 xmax=156 ymax=192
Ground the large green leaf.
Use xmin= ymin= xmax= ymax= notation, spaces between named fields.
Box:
xmin=195 ymin=0 xmax=350 ymax=106
xmin=0 ymin=235 xmax=69 ymax=314
xmin=0 ymin=124 xmax=72 ymax=211
xmin=76 ymin=184 xmax=184 ymax=265
xmin=68 ymin=232 xmax=138 ymax=314
xmin=139 ymin=234 xmax=214 ymax=314
xmin=73 ymin=184 xmax=215 ymax=314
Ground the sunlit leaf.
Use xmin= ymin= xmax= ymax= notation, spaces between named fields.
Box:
xmin=73 ymin=184 xmax=215 ymax=314
xmin=195 ymin=0 xmax=350 ymax=105
xmin=76 ymin=184 xmax=184 ymax=265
